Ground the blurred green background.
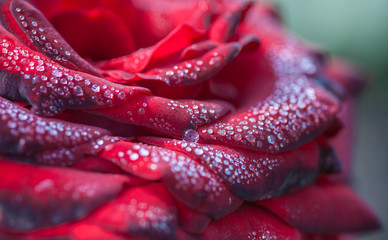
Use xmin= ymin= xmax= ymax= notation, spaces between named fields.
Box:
xmin=270 ymin=0 xmax=388 ymax=239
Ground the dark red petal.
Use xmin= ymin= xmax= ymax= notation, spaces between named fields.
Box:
xmin=257 ymin=181 xmax=381 ymax=234
xmin=142 ymin=137 xmax=337 ymax=201
xmin=35 ymin=136 xmax=120 ymax=166
xmin=99 ymin=24 xmax=204 ymax=74
xmin=8 ymin=0 xmax=102 ymax=76
xmin=89 ymin=183 xmax=178 ymax=239
xmin=327 ymin=100 xmax=355 ymax=182
xmin=180 ymin=40 xmax=217 ymax=61
xmin=72 ymin=156 xmax=127 ymax=174
xmin=89 ymin=94 xmax=233 ymax=137
xmin=134 ymin=42 xmax=240 ymax=87
xmin=303 ymin=234 xmax=355 ymax=240
xmin=55 ymin=110 xmax=146 ymax=138
xmin=0 ymin=96 xmax=108 ymax=156
xmin=209 ymin=1 xmax=252 ymax=43
xmin=0 ymin=222 xmax=130 ymax=240
xmin=50 ymin=8 xmax=136 ymax=61
xmin=0 ymin=36 xmax=148 ymax=116
xmin=202 ymin=204 xmax=302 ymax=240
xmin=0 ymin=0 xmax=36 ymax=50
xmin=176 ymin=201 xmax=212 ymax=234
xmin=0 ymin=159 xmax=127 ymax=232
xmin=198 ymin=5 xmax=340 ymax=153
xmin=98 ymin=141 xmax=243 ymax=219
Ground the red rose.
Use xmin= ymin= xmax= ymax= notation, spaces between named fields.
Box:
xmin=0 ymin=0 xmax=380 ymax=239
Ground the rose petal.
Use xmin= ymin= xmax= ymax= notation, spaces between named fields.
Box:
xmin=257 ymin=181 xmax=381 ymax=234
xmin=142 ymin=137 xmax=338 ymax=201
xmin=0 ymin=222 xmax=130 ymax=240
xmin=99 ymin=24 xmax=204 ymax=74
xmin=7 ymin=0 xmax=102 ymax=76
xmin=0 ymin=159 xmax=127 ymax=232
xmin=134 ymin=42 xmax=240 ymax=87
xmin=202 ymin=204 xmax=301 ymax=240
xmin=89 ymin=94 xmax=233 ymax=137
xmin=35 ymin=136 xmax=120 ymax=166
xmin=50 ymin=8 xmax=136 ymax=61
xmin=209 ymin=1 xmax=252 ymax=43
xmin=98 ymin=141 xmax=243 ymax=219
xmin=90 ymin=183 xmax=178 ymax=239
xmin=0 ymin=96 xmax=108 ymax=156
xmin=199 ymin=5 xmax=340 ymax=153
xmin=0 ymin=36 xmax=149 ymax=116
xmin=176 ymin=201 xmax=212 ymax=234
xmin=180 ymin=40 xmax=217 ymax=61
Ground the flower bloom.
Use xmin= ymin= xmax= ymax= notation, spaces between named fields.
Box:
xmin=0 ymin=0 xmax=380 ymax=239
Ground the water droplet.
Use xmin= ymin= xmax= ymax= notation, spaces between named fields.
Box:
xmin=245 ymin=134 xmax=256 ymax=143
xmin=268 ymin=135 xmax=276 ymax=144
xmin=194 ymin=148 xmax=204 ymax=155
xmin=91 ymin=84 xmax=100 ymax=93
xmin=73 ymin=86 xmax=84 ymax=96
xmin=233 ymin=133 xmax=242 ymax=141
xmin=183 ymin=129 xmax=199 ymax=143
xmin=118 ymin=92 xmax=126 ymax=99
xmin=52 ymin=69 xmax=62 ymax=77
xmin=138 ymin=108 xmax=145 ymax=115
xmin=139 ymin=148 xmax=149 ymax=157
xmin=36 ymin=65 xmax=45 ymax=71
xmin=130 ymin=153 xmax=139 ymax=161
xmin=74 ymin=74 xmax=83 ymax=81
xmin=217 ymin=129 xmax=226 ymax=136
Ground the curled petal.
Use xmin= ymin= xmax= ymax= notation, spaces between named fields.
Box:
xmin=89 ymin=183 xmax=178 ymax=239
xmin=0 ymin=36 xmax=148 ymax=116
xmin=142 ymin=137 xmax=338 ymax=201
xmin=98 ymin=141 xmax=243 ymax=219
xmin=199 ymin=5 xmax=340 ymax=153
xmin=0 ymin=96 xmax=108 ymax=156
xmin=257 ymin=181 xmax=381 ymax=234
xmin=0 ymin=159 xmax=127 ymax=232
xmin=176 ymin=201 xmax=212 ymax=234
xmin=50 ymin=8 xmax=136 ymax=60
xmin=209 ymin=1 xmax=252 ymax=43
xmin=99 ymin=24 xmax=204 ymax=74
xmin=202 ymin=204 xmax=302 ymax=240
xmin=5 ymin=0 xmax=102 ymax=76
xmin=89 ymin=94 xmax=233 ymax=137
xmin=135 ymin=42 xmax=241 ymax=87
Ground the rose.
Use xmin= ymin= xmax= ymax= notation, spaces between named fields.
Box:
xmin=0 ymin=0 xmax=380 ymax=239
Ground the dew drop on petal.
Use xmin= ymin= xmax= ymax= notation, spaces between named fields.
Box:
xmin=73 ymin=86 xmax=84 ymax=96
xmin=183 ymin=129 xmax=199 ymax=143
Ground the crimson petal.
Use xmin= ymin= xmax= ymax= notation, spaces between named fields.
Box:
xmin=199 ymin=5 xmax=340 ymax=153
xmin=257 ymin=181 xmax=381 ymax=234
xmin=50 ymin=8 xmax=136 ymax=61
xmin=6 ymin=0 xmax=102 ymax=76
xmin=142 ymin=137 xmax=337 ymax=201
xmin=89 ymin=94 xmax=233 ymax=137
xmin=0 ymin=35 xmax=148 ymax=116
xmin=0 ymin=159 xmax=127 ymax=232
xmin=202 ymin=204 xmax=301 ymax=240
xmin=134 ymin=42 xmax=240 ymax=87
xmin=176 ymin=201 xmax=212 ymax=234
xmin=0 ymin=96 xmax=108 ymax=156
xmin=209 ymin=1 xmax=252 ymax=43
xmin=98 ymin=141 xmax=243 ymax=219
xmin=89 ymin=183 xmax=178 ymax=239
xmin=99 ymin=24 xmax=204 ymax=74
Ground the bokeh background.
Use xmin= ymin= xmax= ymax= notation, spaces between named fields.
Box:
xmin=270 ymin=0 xmax=388 ymax=239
